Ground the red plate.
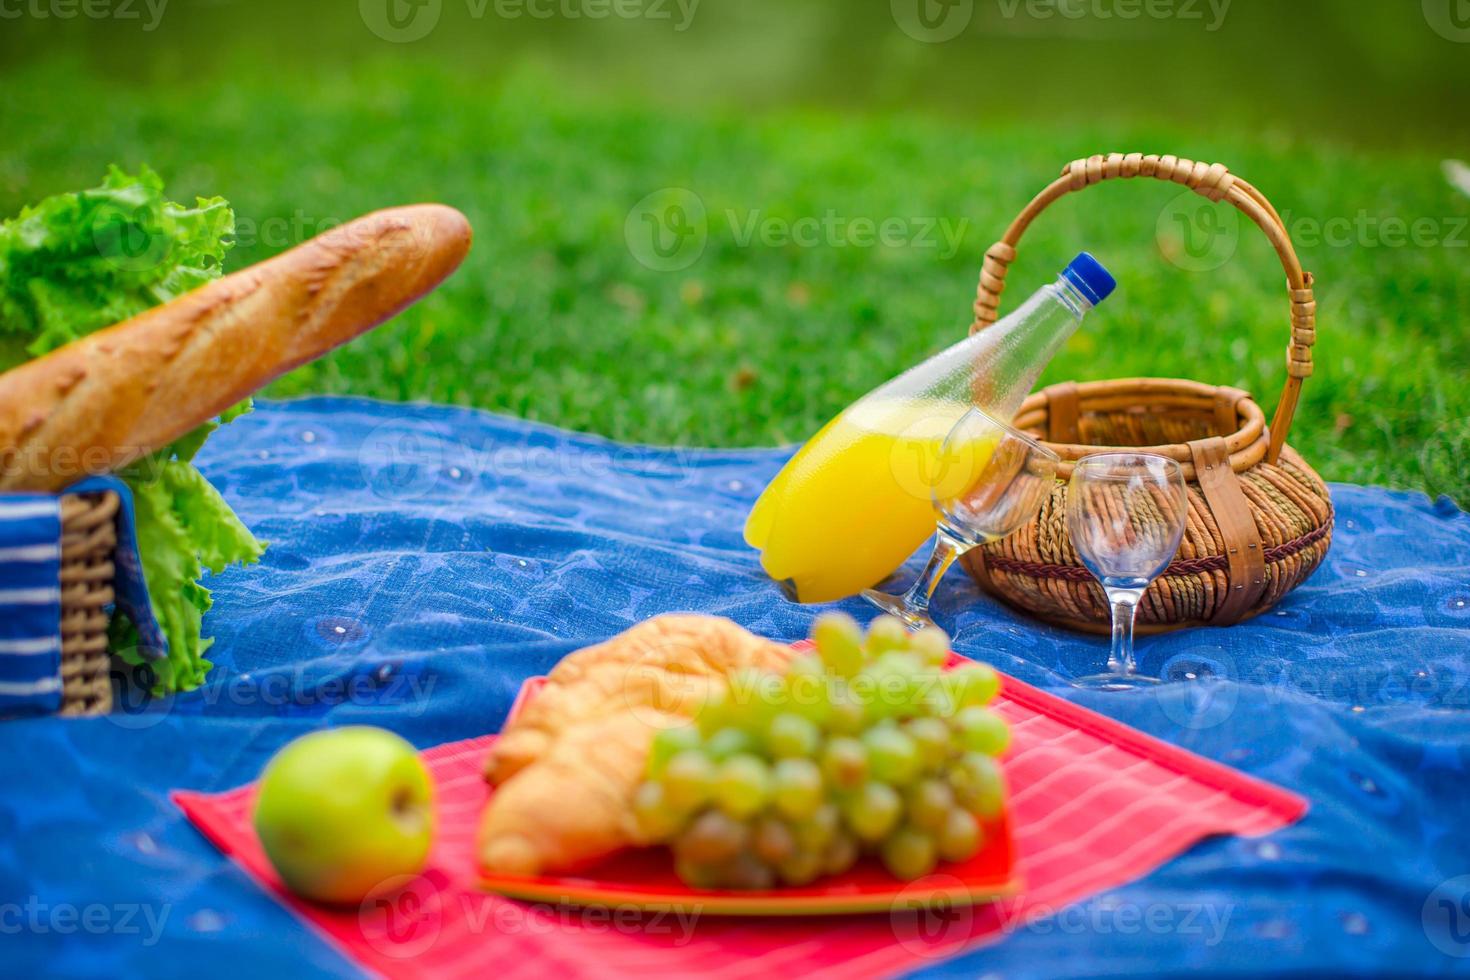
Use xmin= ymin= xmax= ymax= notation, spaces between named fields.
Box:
xmin=478 ymin=670 xmax=1022 ymax=915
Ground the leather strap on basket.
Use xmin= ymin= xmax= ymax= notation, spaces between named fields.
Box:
xmin=1188 ymin=436 xmax=1267 ymax=623
xmin=1214 ymin=386 xmax=1251 ymax=439
xmin=1044 ymin=381 xmax=1082 ymax=444
xmin=970 ymin=152 xmax=1317 ymax=464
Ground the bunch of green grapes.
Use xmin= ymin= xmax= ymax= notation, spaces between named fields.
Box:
xmin=630 ymin=613 xmax=1010 ymax=889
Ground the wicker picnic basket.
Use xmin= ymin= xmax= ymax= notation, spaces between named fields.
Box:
xmin=59 ymin=491 xmax=119 ymax=716
xmin=960 ymin=153 xmax=1334 ymax=632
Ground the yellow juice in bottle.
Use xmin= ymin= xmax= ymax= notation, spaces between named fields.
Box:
xmin=744 ymin=398 xmax=996 ymax=603
xmin=745 ymin=253 xmax=1115 ymax=605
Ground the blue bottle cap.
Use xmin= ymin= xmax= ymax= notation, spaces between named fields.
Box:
xmin=1062 ymin=252 xmax=1116 ymax=306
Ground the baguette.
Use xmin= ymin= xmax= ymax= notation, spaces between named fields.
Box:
xmin=0 ymin=204 xmax=472 ymax=491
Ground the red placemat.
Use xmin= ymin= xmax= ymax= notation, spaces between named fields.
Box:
xmin=175 ymin=669 xmax=1306 ymax=979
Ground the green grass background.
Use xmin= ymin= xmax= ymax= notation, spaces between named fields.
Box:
xmin=1 ymin=0 xmax=1466 ymax=502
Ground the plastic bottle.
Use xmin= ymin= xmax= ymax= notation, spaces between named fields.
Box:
xmin=744 ymin=253 xmax=1117 ymax=604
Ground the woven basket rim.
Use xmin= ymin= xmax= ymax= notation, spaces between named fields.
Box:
xmin=1012 ymin=377 xmax=1270 ymax=479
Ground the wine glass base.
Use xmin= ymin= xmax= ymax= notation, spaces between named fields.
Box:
xmin=860 ymin=589 xmax=934 ymax=631
xmin=1070 ymin=672 xmax=1162 ymax=692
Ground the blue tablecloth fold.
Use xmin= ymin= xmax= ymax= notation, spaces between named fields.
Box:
xmin=1 ymin=396 xmax=1467 ymax=978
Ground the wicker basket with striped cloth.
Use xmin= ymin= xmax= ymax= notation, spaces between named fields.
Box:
xmin=0 ymin=490 xmax=119 ymax=717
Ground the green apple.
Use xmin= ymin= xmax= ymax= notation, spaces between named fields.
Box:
xmin=254 ymin=726 xmax=434 ymax=905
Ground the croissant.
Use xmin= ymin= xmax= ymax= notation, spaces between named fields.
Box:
xmin=477 ymin=709 xmax=685 ymax=876
xmin=485 ymin=614 xmax=791 ymax=784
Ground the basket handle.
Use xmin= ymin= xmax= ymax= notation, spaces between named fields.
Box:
xmin=971 ymin=153 xmax=1316 ymax=464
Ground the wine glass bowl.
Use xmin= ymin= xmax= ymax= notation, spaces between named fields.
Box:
xmin=1065 ymin=453 xmax=1188 ymax=689
xmin=863 ymin=408 xmax=1060 ymax=630
xmin=937 ymin=431 xmax=1060 ymax=548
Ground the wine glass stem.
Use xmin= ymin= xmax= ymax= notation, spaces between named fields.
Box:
xmin=901 ymin=530 xmax=966 ymax=617
xmin=1105 ymin=588 xmax=1143 ymax=677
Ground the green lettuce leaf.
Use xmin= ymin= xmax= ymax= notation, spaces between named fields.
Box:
xmin=0 ymin=164 xmax=234 ymax=364
xmin=111 ymin=454 xmax=266 ymax=693
xmin=0 ymin=167 xmax=263 ymax=694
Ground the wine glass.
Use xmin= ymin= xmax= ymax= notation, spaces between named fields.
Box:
xmin=1066 ymin=453 xmax=1188 ymax=691
xmin=863 ymin=407 xmax=1060 ymax=630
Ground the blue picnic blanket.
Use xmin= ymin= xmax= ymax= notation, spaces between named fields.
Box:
xmin=2 ymin=396 xmax=1468 ymax=978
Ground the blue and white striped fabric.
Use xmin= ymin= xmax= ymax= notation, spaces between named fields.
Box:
xmin=0 ymin=494 xmax=63 ymax=714
xmin=0 ymin=477 xmax=167 ymax=716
